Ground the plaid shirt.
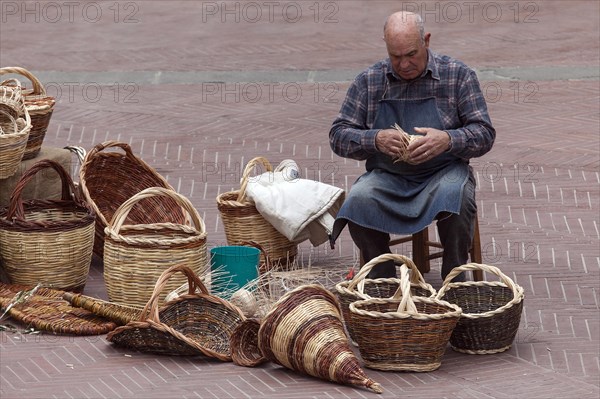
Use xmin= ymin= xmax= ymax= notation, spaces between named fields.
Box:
xmin=329 ymin=50 xmax=495 ymax=161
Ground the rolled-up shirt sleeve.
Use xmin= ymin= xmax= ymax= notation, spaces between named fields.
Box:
xmin=445 ymin=69 xmax=496 ymax=159
xmin=329 ymin=75 xmax=380 ymax=160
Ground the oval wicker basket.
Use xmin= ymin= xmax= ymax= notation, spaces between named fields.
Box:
xmin=0 ymin=67 xmax=55 ymax=160
xmin=103 ymin=187 xmax=208 ymax=308
xmin=335 ymin=253 xmax=436 ymax=343
xmin=230 ymin=318 xmax=268 ymax=367
xmin=0 ymin=160 xmax=96 ymax=292
xmin=350 ymin=264 xmax=462 ymax=372
xmin=0 ymin=83 xmax=31 ymax=179
xmin=258 ymin=284 xmax=383 ymax=394
xmin=216 ymin=156 xmax=297 ymax=269
xmin=79 ymin=141 xmax=188 ymax=258
xmin=435 ymin=263 xmax=524 ymax=354
xmin=107 ymin=264 xmax=245 ymax=360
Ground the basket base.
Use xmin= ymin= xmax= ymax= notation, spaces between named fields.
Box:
xmin=363 ymin=360 xmax=441 ymax=372
xmin=451 ymin=344 xmax=512 ymax=355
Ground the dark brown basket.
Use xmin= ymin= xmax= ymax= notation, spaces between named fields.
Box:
xmin=230 ymin=318 xmax=267 ymax=367
xmin=258 ymin=284 xmax=383 ymax=394
xmin=334 ymin=253 xmax=436 ymax=343
xmin=0 ymin=67 xmax=55 ymax=160
xmin=0 ymin=160 xmax=96 ymax=292
xmin=79 ymin=141 xmax=187 ymax=258
xmin=436 ymin=263 xmax=524 ymax=354
xmin=106 ymin=265 xmax=245 ymax=360
xmin=0 ymin=283 xmax=116 ymax=335
xmin=350 ymin=265 xmax=462 ymax=372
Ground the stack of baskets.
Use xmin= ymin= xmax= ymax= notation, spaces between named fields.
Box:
xmin=103 ymin=187 xmax=208 ymax=308
xmin=79 ymin=141 xmax=189 ymax=258
xmin=436 ymin=263 xmax=525 ymax=354
xmin=0 ymin=160 xmax=96 ymax=292
xmin=216 ymin=156 xmax=297 ymax=269
xmin=0 ymin=79 xmax=31 ymax=179
xmin=0 ymin=67 xmax=55 ymax=160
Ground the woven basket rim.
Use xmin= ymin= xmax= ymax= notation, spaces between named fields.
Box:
xmin=349 ymin=296 xmax=462 ymax=320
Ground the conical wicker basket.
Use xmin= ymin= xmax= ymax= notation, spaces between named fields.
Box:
xmin=258 ymin=284 xmax=383 ymax=394
xmin=335 ymin=253 xmax=436 ymax=343
xmin=216 ymin=156 xmax=297 ymax=269
xmin=79 ymin=141 xmax=188 ymax=258
xmin=0 ymin=83 xmax=31 ymax=179
xmin=106 ymin=265 xmax=245 ymax=360
xmin=350 ymin=265 xmax=462 ymax=372
xmin=436 ymin=263 xmax=524 ymax=354
xmin=0 ymin=67 xmax=55 ymax=160
xmin=0 ymin=160 xmax=95 ymax=292
xmin=103 ymin=187 xmax=208 ymax=308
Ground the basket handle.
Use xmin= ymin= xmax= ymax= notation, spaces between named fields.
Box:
xmin=5 ymin=160 xmax=87 ymax=221
xmin=436 ymin=263 xmax=520 ymax=300
xmin=391 ymin=264 xmax=419 ymax=314
xmin=239 ymin=240 xmax=271 ymax=274
xmin=0 ymin=109 xmax=18 ymax=135
xmin=0 ymin=67 xmax=47 ymax=96
xmin=236 ymin=156 xmax=273 ymax=203
xmin=108 ymin=186 xmax=205 ymax=234
xmin=139 ymin=264 xmax=210 ymax=322
xmin=83 ymin=141 xmax=139 ymax=166
xmin=346 ymin=253 xmax=428 ymax=296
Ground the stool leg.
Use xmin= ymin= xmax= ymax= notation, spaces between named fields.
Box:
xmin=412 ymin=229 xmax=430 ymax=274
xmin=470 ymin=215 xmax=483 ymax=281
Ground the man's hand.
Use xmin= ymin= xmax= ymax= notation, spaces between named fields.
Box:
xmin=407 ymin=127 xmax=451 ymax=164
xmin=375 ymin=128 xmax=410 ymax=158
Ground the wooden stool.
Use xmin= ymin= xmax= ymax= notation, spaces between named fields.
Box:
xmin=360 ymin=214 xmax=483 ymax=281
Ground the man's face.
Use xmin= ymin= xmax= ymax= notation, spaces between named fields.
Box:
xmin=386 ymin=32 xmax=430 ymax=80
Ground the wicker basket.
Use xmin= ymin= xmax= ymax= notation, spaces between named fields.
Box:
xmin=350 ymin=264 xmax=462 ymax=372
xmin=103 ymin=187 xmax=208 ymax=308
xmin=79 ymin=141 xmax=188 ymax=258
xmin=0 ymin=160 xmax=95 ymax=292
xmin=258 ymin=284 xmax=383 ymax=394
xmin=216 ymin=156 xmax=297 ymax=268
xmin=0 ymin=283 xmax=116 ymax=335
xmin=62 ymin=292 xmax=143 ymax=326
xmin=334 ymin=253 xmax=436 ymax=343
xmin=230 ymin=318 xmax=267 ymax=367
xmin=435 ymin=263 xmax=524 ymax=354
xmin=0 ymin=67 xmax=55 ymax=160
xmin=0 ymin=84 xmax=31 ymax=179
xmin=106 ymin=265 xmax=245 ymax=360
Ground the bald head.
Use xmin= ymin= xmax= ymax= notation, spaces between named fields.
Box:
xmin=384 ymin=12 xmax=425 ymax=44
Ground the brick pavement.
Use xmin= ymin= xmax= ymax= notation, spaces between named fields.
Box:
xmin=0 ymin=1 xmax=599 ymax=398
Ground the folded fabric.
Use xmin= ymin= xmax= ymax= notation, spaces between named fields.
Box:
xmin=245 ymin=160 xmax=345 ymax=246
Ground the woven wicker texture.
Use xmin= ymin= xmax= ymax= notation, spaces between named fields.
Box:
xmin=230 ymin=318 xmax=268 ymax=367
xmin=103 ymin=187 xmax=208 ymax=308
xmin=0 ymin=67 xmax=55 ymax=160
xmin=350 ymin=264 xmax=462 ymax=372
xmin=79 ymin=141 xmax=187 ymax=258
xmin=216 ymin=156 xmax=297 ymax=268
xmin=0 ymin=160 xmax=95 ymax=292
xmin=334 ymin=253 xmax=436 ymax=343
xmin=0 ymin=83 xmax=31 ymax=179
xmin=258 ymin=284 xmax=383 ymax=394
xmin=62 ymin=292 xmax=143 ymax=326
xmin=0 ymin=283 xmax=116 ymax=335
xmin=436 ymin=263 xmax=525 ymax=354
xmin=106 ymin=265 xmax=245 ymax=360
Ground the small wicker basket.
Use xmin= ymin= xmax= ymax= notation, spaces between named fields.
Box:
xmin=103 ymin=187 xmax=208 ymax=308
xmin=258 ymin=284 xmax=383 ymax=394
xmin=230 ymin=318 xmax=267 ymax=367
xmin=334 ymin=253 xmax=436 ymax=343
xmin=0 ymin=83 xmax=31 ymax=179
xmin=435 ymin=263 xmax=524 ymax=354
xmin=106 ymin=264 xmax=245 ymax=360
xmin=79 ymin=141 xmax=188 ymax=258
xmin=216 ymin=156 xmax=297 ymax=268
xmin=0 ymin=67 xmax=55 ymax=160
xmin=350 ymin=264 xmax=462 ymax=372
xmin=0 ymin=160 xmax=95 ymax=292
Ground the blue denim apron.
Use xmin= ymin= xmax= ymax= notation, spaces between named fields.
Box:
xmin=331 ymin=97 xmax=470 ymax=242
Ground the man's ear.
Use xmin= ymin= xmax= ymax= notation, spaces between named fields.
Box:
xmin=424 ymin=32 xmax=431 ymax=47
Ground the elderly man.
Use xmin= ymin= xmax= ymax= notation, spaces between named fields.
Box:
xmin=329 ymin=12 xmax=495 ymax=281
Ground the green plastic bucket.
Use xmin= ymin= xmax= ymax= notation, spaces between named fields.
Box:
xmin=210 ymin=246 xmax=260 ymax=297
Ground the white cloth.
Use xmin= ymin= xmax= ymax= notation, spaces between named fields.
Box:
xmin=245 ymin=160 xmax=345 ymax=246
